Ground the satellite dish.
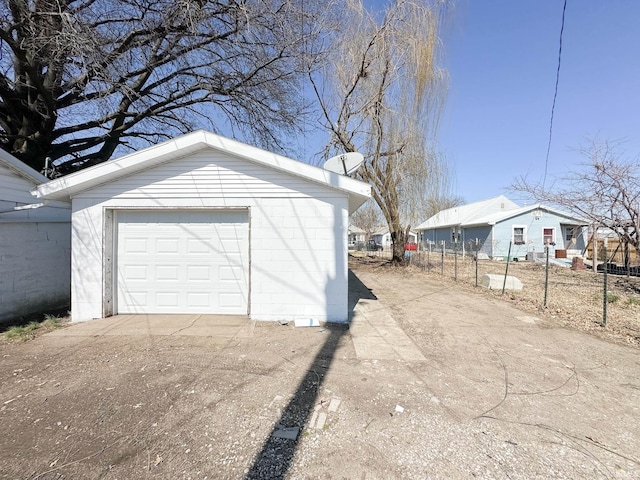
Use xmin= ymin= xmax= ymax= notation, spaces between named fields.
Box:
xmin=323 ymin=152 xmax=364 ymax=175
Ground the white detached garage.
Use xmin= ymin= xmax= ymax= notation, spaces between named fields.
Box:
xmin=35 ymin=131 xmax=370 ymax=323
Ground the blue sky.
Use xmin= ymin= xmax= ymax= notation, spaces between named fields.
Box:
xmin=438 ymin=0 xmax=640 ymax=204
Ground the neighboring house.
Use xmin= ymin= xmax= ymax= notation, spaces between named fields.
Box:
xmin=347 ymin=225 xmax=366 ymax=248
xmin=416 ymin=195 xmax=588 ymax=260
xmin=0 ymin=149 xmax=71 ymax=322
xmin=370 ymin=227 xmax=418 ymax=248
xmin=35 ymin=131 xmax=370 ymax=323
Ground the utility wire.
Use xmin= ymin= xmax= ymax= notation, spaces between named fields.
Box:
xmin=543 ymin=0 xmax=567 ymax=190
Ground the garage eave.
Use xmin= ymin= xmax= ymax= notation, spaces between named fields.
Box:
xmin=34 ymin=130 xmax=372 ymax=205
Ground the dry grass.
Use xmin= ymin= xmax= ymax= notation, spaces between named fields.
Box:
xmin=351 ymin=252 xmax=640 ymax=349
xmin=1 ymin=313 xmax=69 ymax=343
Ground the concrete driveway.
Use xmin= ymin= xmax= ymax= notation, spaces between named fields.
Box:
xmin=47 ymin=314 xmax=256 ymax=338
xmin=1 ymin=267 xmax=639 ymax=479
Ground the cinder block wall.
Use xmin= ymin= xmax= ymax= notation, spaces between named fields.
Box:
xmin=0 ymin=222 xmax=71 ymax=322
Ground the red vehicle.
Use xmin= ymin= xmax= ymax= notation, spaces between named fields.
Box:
xmin=405 ymin=242 xmax=417 ymax=251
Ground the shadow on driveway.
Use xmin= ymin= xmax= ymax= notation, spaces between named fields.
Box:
xmin=244 ymin=270 xmax=374 ymax=479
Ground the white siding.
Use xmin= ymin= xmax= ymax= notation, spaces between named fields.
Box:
xmin=75 ymin=151 xmax=338 ymax=200
xmin=0 ymin=162 xmax=39 ymax=207
xmin=70 ymin=151 xmax=349 ymax=323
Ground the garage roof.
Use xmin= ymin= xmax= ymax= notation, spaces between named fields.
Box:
xmin=34 ymin=130 xmax=371 ymax=214
xmin=0 ymin=147 xmax=49 ymax=185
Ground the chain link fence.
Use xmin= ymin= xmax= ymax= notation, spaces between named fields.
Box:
xmin=407 ymin=241 xmax=640 ymax=329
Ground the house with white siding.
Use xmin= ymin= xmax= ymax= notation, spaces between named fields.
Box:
xmin=416 ymin=195 xmax=589 ymax=260
xmin=347 ymin=225 xmax=366 ymax=248
xmin=34 ymin=131 xmax=370 ymax=323
xmin=370 ymin=227 xmax=418 ymax=249
xmin=0 ymin=149 xmax=71 ymax=322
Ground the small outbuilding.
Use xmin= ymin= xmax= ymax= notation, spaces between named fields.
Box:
xmin=0 ymin=149 xmax=71 ymax=322
xmin=35 ymin=131 xmax=370 ymax=323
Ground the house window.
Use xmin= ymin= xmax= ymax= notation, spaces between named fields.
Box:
xmin=543 ymin=228 xmax=555 ymax=245
xmin=451 ymin=227 xmax=460 ymax=243
xmin=513 ymin=226 xmax=526 ymax=245
xmin=565 ymin=226 xmax=575 ymax=242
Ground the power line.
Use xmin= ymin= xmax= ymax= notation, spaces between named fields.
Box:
xmin=543 ymin=0 xmax=567 ymax=190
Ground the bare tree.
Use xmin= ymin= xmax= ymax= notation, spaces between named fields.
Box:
xmin=310 ymin=0 xmax=453 ymax=264
xmin=0 ymin=0 xmax=319 ymax=175
xmin=513 ymin=140 xmax=640 ymax=263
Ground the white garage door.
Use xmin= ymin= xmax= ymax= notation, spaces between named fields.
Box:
xmin=116 ymin=210 xmax=249 ymax=315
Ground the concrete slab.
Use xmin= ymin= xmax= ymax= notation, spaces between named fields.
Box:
xmin=480 ymin=273 xmax=523 ymax=291
xmin=349 ymin=272 xmax=426 ymax=362
xmin=47 ymin=314 xmax=255 ymax=338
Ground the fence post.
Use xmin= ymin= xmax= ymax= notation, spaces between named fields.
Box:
xmin=474 ymin=238 xmax=479 ymax=287
xmin=475 ymin=252 xmax=479 ymax=287
xmin=544 ymin=245 xmax=550 ymax=307
xmin=501 ymin=241 xmax=512 ymax=295
xmin=602 ymin=241 xmax=608 ymax=327
xmin=454 ymin=244 xmax=458 ymax=281
xmin=441 ymin=242 xmax=445 ymax=275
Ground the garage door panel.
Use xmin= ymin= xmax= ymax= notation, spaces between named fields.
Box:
xmin=187 ymin=265 xmax=211 ymax=281
xmin=124 ymin=238 xmax=147 ymax=254
xmin=124 ymin=265 xmax=147 ymax=280
xmin=123 ymin=291 xmax=149 ymax=308
xmin=220 ymin=265 xmax=243 ymax=281
xmin=156 ymin=265 xmax=179 ymax=281
xmin=187 ymin=292 xmax=211 ymax=307
xmin=156 ymin=238 xmax=180 ymax=254
xmin=220 ymin=293 xmax=244 ymax=308
xmin=156 ymin=292 xmax=179 ymax=307
xmin=116 ymin=210 xmax=248 ymax=315
xmin=187 ymin=238 xmax=211 ymax=254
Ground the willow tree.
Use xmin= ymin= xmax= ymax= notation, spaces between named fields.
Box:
xmin=0 ymin=0 xmax=320 ymax=175
xmin=310 ymin=0 xmax=452 ymax=264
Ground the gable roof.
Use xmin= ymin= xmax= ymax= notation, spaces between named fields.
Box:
xmin=0 ymin=148 xmax=70 ymax=219
xmin=416 ymin=195 xmax=519 ymax=230
xmin=348 ymin=225 xmax=366 ymax=234
xmin=0 ymin=147 xmax=49 ymax=185
xmin=34 ymin=130 xmax=371 ymax=214
xmin=468 ymin=203 xmax=589 ymax=226
xmin=369 ymin=226 xmax=417 ymax=238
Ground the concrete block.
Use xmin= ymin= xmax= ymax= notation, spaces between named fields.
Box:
xmin=315 ymin=412 xmax=327 ymax=430
xmin=309 ymin=411 xmax=318 ymax=429
xmin=480 ymin=274 xmax=523 ymax=291
xmin=294 ymin=318 xmax=321 ymax=327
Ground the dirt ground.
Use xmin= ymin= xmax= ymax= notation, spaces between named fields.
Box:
xmin=403 ymin=251 xmax=640 ymax=348
xmin=1 ymin=258 xmax=640 ymax=479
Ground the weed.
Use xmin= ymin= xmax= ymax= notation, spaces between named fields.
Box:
xmin=627 ymin=296 xmax=640 ymax=306
xmin=42 ymin=315 xmax=62 ymax=328
xmin=5 ymin=326 xmax=27 ymax=339
xmin=606 ymin=294 xmax=620 ymax=304
xmin=2 ymin=314 xmax=66 ymax=341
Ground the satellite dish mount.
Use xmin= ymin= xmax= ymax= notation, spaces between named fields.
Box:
xmin=323 ymin=152 xmax=364 ymax=176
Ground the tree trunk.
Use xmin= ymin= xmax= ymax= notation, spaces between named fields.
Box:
xmin=390 ymin=224 xmax=408 ymax=265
